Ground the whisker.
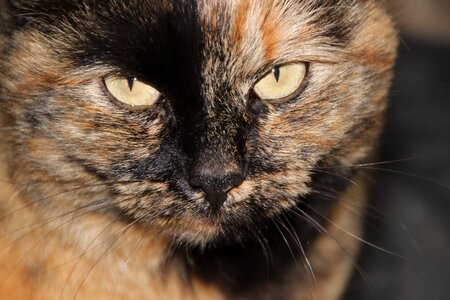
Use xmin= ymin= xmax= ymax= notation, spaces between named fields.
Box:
xmin=1 ymin=195 xmax=127 ymax=251
xmin=317 ymin=157 xmax=424 ymax=169
xmin=0 ymin=179 xmax=147 ymax=226
xmin=290 ymin=208 xmax=379 ymax=300
xmin=0 ymin=202 xmax=109 ymax=287
xmin=398 ymin=221 xmax=437 ymax=300
xmin=70 ymin=216 xmax=146 ymax=300
xmin=279 ymin=214 xmax=319 ymax=300
xmin=0 ymin=126 xmax=28 ymax=131
xmin=34 ymin=207 xmax=144 ymax=278
xmin=0 ymin=182 xmax=113 ymax=223
xmin=363 ymin=180 xmax=439 ymax=300
xmin=3 ymin=197 xmax=115 ymax=238
xmin=314 ymin=184 xmax=386 ymax=218
xmin=0 ymin=195 xmax=138 ymax=288
xmin=349 ymin=166 xmax=449 ymax=189
xmin=301 ymin=201 xmax=406 ymax=259
xmin=310 ymin=188 xmax=397 ymax=250
xmin=271 ymin=217 xmax=298 ymax=265
xmin=310 ymin=169 xmax=359 ymax=187
xmin=58 ymin=218 xmax=119 ymax=300
xmin=310 ymin=188 xmax=370 ymax=215
xmin=111 ymin=227 xmax=148 ymax=300
xmin=271 ymin=216 xmax=319 ymax=297
xmin=254 ymin=230 xmax=272 ymax=278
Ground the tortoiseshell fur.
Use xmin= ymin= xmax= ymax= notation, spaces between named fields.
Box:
xmin=0 ymin=0 xmax=397 ymax=299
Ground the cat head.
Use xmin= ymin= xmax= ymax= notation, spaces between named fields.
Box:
xmin=0 ymin=0 xmax=397 ymax=246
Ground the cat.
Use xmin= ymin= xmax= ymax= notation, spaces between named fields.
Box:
xmin=0 ymin=0 xmax=398 ymax=299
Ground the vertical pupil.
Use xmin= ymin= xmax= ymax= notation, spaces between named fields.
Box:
xmin=273 ymin=67 xmax=280 ymax=82
xmin=127 ymin=77 xmax=136 ymax=92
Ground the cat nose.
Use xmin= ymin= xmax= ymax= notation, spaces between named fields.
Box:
xmin=189 ymin=169 xmax=245 ymax=211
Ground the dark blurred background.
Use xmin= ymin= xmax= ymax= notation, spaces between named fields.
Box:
xmin=345 ymin=1 xmax=450 ymax=299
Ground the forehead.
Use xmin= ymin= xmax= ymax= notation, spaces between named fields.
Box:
xmin=23 ymin=0 xmax=354 ymax=89
xmin=35 ymin=1 xmax=351 ymax=55
xmin=199 ymin=0 xmax=352 ymax=68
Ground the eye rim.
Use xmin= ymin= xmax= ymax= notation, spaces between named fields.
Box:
xmin=251 ymin=62 xmax=310 ymax=103
xmin=102 ymin=76 xmax=164 ymax=111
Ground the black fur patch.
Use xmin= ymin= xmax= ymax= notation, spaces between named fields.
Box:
xmin=169 ymin=166 xmax=357 ymax=297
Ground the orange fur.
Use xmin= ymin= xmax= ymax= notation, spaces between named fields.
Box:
xmin=0 ymin=0 xmax=398 ymax=299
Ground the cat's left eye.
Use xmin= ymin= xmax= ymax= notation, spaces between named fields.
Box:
xmin=253 ymin=63 xmax=307 ymax=101
xmin=104 ymin=76 xmax=161 ymax=108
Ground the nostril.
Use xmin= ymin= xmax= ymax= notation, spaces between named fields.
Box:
xmin=188 ymin=171 xmax=245 ymax=211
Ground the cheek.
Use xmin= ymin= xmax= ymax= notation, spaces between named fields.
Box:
xmin=229 ymin=169 xmax=311 ymax=202
xmin=16 ymin=84 xmax=167 ymax=184
xmin=255 ymin=63 xmax=373 ymax=166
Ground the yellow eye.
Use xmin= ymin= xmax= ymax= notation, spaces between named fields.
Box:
xmin=253 ymin=63 xmax=307 ymax=100
xmin=104 ymin=77 xmax=161 ymax=108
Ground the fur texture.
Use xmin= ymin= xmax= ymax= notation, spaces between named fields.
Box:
xmin=0 ymin=0 xmax=397 ymax=299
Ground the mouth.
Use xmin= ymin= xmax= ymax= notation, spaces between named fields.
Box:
xmin=111 ymin=173 xmax=309 ymax=246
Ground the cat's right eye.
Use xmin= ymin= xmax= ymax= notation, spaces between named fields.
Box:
xmin=104 ymin=76 xmax=161 ymax=109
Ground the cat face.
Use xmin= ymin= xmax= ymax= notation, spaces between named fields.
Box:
xmin=0 ymin=0 xmax=397 ymax=246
